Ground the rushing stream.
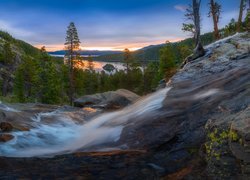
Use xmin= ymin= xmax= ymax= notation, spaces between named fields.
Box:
xmin=0 ymin=88 xmax=171 ymax=157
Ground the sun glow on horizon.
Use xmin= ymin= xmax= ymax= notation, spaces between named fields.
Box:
xmin=81 ymin=46 xmax=141 ymax=51
xmin=35 ymin=38 xmax=184 ymax=52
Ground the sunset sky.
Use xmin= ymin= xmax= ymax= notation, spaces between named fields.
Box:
xmin=0 ymin=0 xmax=241 ymax=51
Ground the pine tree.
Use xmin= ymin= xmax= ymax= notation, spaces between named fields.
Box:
xmin=64 ymin=22 xmax=81 ymax=105
xmin=0 ymin=42 xmax=15 ymax=96
xmin=14 ymin=67 xmax=25 ymax=102
xmin=178 ymin=44 xmax=193 ymax=60
xmin=247 ymin=0 xmax=250 ymax=31
xmin=124 ymin=48 xmax=132 ymax=73
xmin=2 ymin=42 xmax=14 ymax=65
xmin=41 ymin=62 xmax=63 ymax=104
xmin=14 ymin=56 xmax=39 ymax=102
xmin=183 ymin=0 xmax=205 ymax=59
xmin=182 ymin=5 xmax=196 ymax=37
xmin=87 ymin=55 xmax=94 ymax=71
xmin=38 ymin=47 xmax=63 ymax=104
xmin=209 ymin=0 xmax=221 ymax=39
xmin=159 ymin=42 xmax=177 ymax=80
xmin=192 ymin=0 xmax=204 ymax=56
xmin=224 ymin=19 xmax=237 ymax=36
xmin=237 ymin=0 xmax=246 ymax=32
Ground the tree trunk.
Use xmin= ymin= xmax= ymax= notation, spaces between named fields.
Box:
xmin=248 ymin=0 xmax=250 ymax=32
xmin=193 ymin=0 xmax=201 ymax=47
xmin=193 ymin=0 xmax=205 ymax=58
xmin=210 ymin=0 xmax=220 ymax=39
xmin=237 ymin=0 xmax=244 ymax=32
xmin=69 ymin=41 xmax=74 ymax=106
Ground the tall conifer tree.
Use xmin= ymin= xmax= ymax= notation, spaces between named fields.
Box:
xmin=247 ymin=0 xmax=250 ymax=31
xmin=65 ymin=22 xmax=81 ymax=105
xmin=124 ymin=48 xmax=132 ymax=73
xmin=209 ymin=0 xmax=221 ymax=39
xmin=182 ymin=0 xmax=205 ymax=59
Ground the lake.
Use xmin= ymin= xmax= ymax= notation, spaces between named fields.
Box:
xmin=50 ymin=54 xmax=125 ymax=72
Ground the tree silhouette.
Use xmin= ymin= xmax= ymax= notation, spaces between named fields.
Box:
xmin=65 ymin=22 xmax=81 ymax=105
xmin=237 ymin=0 xmax=246 ymax=32
xmin=183 ymin=0 xmax=205 ymax=60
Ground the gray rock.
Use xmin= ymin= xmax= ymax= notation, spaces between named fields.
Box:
xmin=74 ymin=89 xmax=140 ymax=109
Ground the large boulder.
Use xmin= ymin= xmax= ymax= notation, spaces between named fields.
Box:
xmin=74 ymin=89 xmax=140 ymax=109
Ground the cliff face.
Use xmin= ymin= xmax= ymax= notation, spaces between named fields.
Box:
xmin=0 ymin=33 xmax=249 ymax=179
xmin=0 ymin=31 xmax=41 ymax=96
xmin=115 ymin=32 xmax=250 ymax=178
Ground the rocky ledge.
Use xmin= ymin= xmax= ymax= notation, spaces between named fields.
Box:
xmin=74 ymin=89 xmax=140 ymax=110
xmin=0 ymin=33 xmax=249 ymax=179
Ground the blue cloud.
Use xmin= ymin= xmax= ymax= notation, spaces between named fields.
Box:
xmin=0 ymin=0 xmax=242 ymax=50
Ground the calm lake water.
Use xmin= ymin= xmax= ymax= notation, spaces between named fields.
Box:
xmin=50 ymin=54 xmax=125 ymax=72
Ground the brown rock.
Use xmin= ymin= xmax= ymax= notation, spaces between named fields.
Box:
xmin=0 ymin=134 xmax=14 ymax=142
xmin=0 ymin=122 xmax=13 ymax=132
xmin=13 ymin=125 xmax=30 ymax=132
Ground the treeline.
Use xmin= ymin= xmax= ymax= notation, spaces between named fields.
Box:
xmin=0 ymin=19 xmax=243 ymax=105
xmin=0 ymin=0 xmax=249 ymax=105
xmin=91 ymin=18 xmax=243 ymax=63
xmin=0 ymin=31 xmax=41 ymax=57
xmin=158 ymin=0 xmax=250 ymax=80
xmin=0 ymin=30 xmax=160 ymax=104
xmin=13 ymin=48 xmax=160 ymax=104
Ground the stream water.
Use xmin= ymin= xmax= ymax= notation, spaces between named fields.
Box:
xmin=0 ymin=88 xmax=171 ymax=157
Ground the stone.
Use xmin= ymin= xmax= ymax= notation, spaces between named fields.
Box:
xmin=13 ymin=125 xmax=30 ymax=132
xmin=0 ymin=111 xmax=6 ymax=121
xmin=0 ymin=122 xmax=13 ymax=132
xmin=0 ymin=134 xmax=14 ymax=142
xmin=74 ymin=89 xmax=140 ymax=109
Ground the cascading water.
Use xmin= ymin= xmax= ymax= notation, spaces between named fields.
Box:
xmin=0 ymin=88 xmax=171 ymax=158
xmin=0 ymin=101 xmax=20 ymax=112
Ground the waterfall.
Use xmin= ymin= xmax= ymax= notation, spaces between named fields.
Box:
xmin=0 ymin=88 xmax=171 ymax=157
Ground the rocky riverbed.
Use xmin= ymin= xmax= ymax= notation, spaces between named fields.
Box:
xmin=0 ymin=33 xmax=249 ymax=179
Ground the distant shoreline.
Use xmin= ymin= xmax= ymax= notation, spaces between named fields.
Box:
xmin=49 ymin=53 xmax=124 ymax=63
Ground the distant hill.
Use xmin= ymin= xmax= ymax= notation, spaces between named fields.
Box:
xmin=49 ymin=44 xmax=166 ymax=62
xmin=90 ymin=43 xmax=165 ymax=62
xmin=92 ymin=32 xmax=214 ymax=62
xmin=0 ymin=31 xmax=41 ymax=58
xmin=48 ymin=33 xmax=213 ymax=63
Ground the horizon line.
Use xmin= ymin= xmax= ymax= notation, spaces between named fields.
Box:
xmin=35 ymin=38 xmax=184 ymax=52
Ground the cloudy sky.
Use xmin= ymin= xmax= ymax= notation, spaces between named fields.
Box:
xmin=0 ymin=0 xmax=241 ymax=51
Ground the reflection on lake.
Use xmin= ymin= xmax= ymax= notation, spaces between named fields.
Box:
xmin=50 ymin=54 xmax=125 ymax=72
xmin=74 ymin=60 xmax=125 ymax=72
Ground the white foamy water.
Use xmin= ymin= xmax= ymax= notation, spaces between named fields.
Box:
xmin=194 ymin=89 xmax=220 ymax=99
xmin=0 ymin=101 xmax=20 ymax=112
xmin=0 ymin=88 xmax=171 ymax=158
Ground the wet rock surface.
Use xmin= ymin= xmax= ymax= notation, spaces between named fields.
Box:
xmin=0 ymin=33 xmax=249 ymax=179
